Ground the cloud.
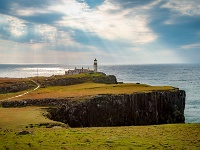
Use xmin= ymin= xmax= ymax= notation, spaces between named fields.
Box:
xmin=1 ymin=14 xmax=27 ymax=37
xmin=110 ymin=0 xmax=156 ymax=9
xmin=11 ymin=4 xmax=49 ymax=17
xmin=0 ymin=38 xmax=106 ymax=64
xmin=1 ymin=0 xmax=158 ymax=46
xmin=0 ymin=13 xmax=76 ymax=47
xmin=181 ymin=43 xmax=200 ymax=49
xmin=56 ymin=0 xmax=157 ymax=44
xmin=162 ymin=0 xmax=200 ymax=16
xmin=0 ymin=0 xmax=199 ymax=64
xmin=77 ymin=0 xmax=105 ymax=9
xmin=158 ymin=0 xmax=200 ymax=26
xmin=0 ymin=0 xmax=54 ymax=16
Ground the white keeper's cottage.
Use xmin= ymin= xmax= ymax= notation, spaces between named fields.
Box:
xmin=65 ymin=58 xmax=98 ymax=75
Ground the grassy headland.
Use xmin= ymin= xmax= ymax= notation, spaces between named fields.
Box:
xmin=0 ymin=73 xmax=175 ymax=101
xmin=4 ymin=83 xmax=176 ymax=100
xmin=0 ymin=73 xmax=199 ymax=149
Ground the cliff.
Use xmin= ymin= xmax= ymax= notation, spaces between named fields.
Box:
xmin=47 ymin=90 xmax=185 ymax=127
xmin=0 ymin=74 xmax=186 ymax=127
xmin=1 ymin=89 xmax=185 ymax=127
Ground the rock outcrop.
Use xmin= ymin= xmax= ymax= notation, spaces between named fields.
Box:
xmin=39 ymin=74 xmax=117 ymax=87
xmin=48 ymin=90 xmax=185 ymax=127
xmin=1 ymin=98 xmax=72 ymax=107
xmin=0 ymin=81 xmax=35 ymax=94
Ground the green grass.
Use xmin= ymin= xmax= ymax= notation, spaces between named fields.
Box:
xmin=0 ymin=88 xmax=36 ymax=100
xmin=0 ymin=83 xmax=176 ymax=100
xmin=0 ymin=78 xmax=27 ymax=85
xmin=0 ymin=106 xmax=199 ymax=150
xmin=0 ymin=75 xmax=198 ymax=149
xmin=0 ymin=73 xmax=176 ymax=101
xmin=0 ymin=124 xmax=199 ymax=150
xmin=0 ymin=107 xmax=58 ymax=129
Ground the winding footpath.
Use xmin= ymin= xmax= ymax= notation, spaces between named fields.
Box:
xmin=0 ymin=80 xmax=40 ymax=101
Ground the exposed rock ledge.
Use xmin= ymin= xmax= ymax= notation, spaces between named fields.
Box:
xmin=1 ymin=98 xmax=71 ymax=107
xmin=1 ymin=90 xmax=185 ymax=127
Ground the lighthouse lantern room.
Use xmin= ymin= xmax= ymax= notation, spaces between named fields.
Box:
xmin=94 ymin=58 xmax=97 ymax=72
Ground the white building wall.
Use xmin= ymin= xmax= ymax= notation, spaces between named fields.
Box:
xmin=65 ymin=68 xmax=89 ymax=75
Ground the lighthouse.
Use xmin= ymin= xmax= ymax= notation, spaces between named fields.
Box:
xmin=94 ymin=58 xmax=97 ymax=72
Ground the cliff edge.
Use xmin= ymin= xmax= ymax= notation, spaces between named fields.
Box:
xmin=48 ymin=90 xmax=185 ymax=127
xmin=0 ymin=73 xmax=186 ymax=127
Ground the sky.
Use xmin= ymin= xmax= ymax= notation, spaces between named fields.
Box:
xmin=0 ymin=0 xmax=200 ymax=65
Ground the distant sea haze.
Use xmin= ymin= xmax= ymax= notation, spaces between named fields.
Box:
xmin=0 ymin=64 xmax=199 ymax=123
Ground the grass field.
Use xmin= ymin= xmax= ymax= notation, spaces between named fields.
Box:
xmin=0 ymin=89 xmax=32 ymax=100
xmin=0 ymin=73 xmax=176 ymax=101
xmin=0 ymin=107 xmax=57 ymax=129
xmin=0 ymin=82 xmax=176 ymax=101
xmin=0 ymin=78 xmax=27 ymax=85
xmin=0 ymin=107 xmax=199 ymax=150
xmin=0 ymin=124 xmax=200 ymax=149
xmin=0 ymin=75 xmax=199 ymax=149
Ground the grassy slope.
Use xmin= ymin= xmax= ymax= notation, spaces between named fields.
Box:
xmin=0 ymin=78 xmax=28 ymax=85
xmin=0 ymin=124 xmax=199 ymax=149
xmin=0 ymin=107 xmax=199 ymax=149
xmin=1 ymin=83 xmax=175 ymax=100
xmin=0 ymin=73 xmax=176 ymax=100
xmin=0 ymin=107 xmax=57 ymax=129
xmin=0 ymin=89 xmax=32 ymax=100
xmin=1 ymin=75 xmax=199 ymax=149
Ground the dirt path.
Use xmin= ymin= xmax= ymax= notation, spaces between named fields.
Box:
xmin=0 ymin=80 xmax=40 ymax=101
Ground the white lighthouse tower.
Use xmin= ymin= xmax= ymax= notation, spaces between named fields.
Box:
xmin=94 ymin=58 xmax=97 ymax=72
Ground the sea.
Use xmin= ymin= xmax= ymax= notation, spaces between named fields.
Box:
xmin=0 ymin=64 xmax=199 ymax=123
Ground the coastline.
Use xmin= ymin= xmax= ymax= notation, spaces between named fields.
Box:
xmin=0 ymin=73 xmax=199 ymax=149
xmin=0 ymin=73 xmax=185 ymax=127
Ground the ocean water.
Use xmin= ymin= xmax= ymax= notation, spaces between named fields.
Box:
xmin=0 ymin=64 xmax=199 ymax=123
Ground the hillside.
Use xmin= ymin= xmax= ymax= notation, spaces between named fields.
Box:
xmin=0 ymin=73 xmax=175 ymax=101
xmin=0 ymin=73 xmax=199 ymax=149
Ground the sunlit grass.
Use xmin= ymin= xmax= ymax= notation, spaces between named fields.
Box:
xmin=0 ymin=73 xmax=176 ymax=101
xmin=0 ymin=75 xmax=198 ymax=149
xmin=5 ymin=83 xmax=176 ymax=100
xmin=0 ymin=77 xmax=27 ymax=84
xmin=0 ymin=123 xmax=199 ymax=150
xmin=0 ymin=88 xmax=37 ymax=100
xmin=0 ymin=107 xmax=57 ymax=129
xmin=0 ymin=106 xmax=199 ymax=149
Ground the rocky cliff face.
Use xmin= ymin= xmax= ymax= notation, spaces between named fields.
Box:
xmin=48 ymin=90 xmax=185 ymax=127
xmin=1 ymin=98 xmax=71 ymax=107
